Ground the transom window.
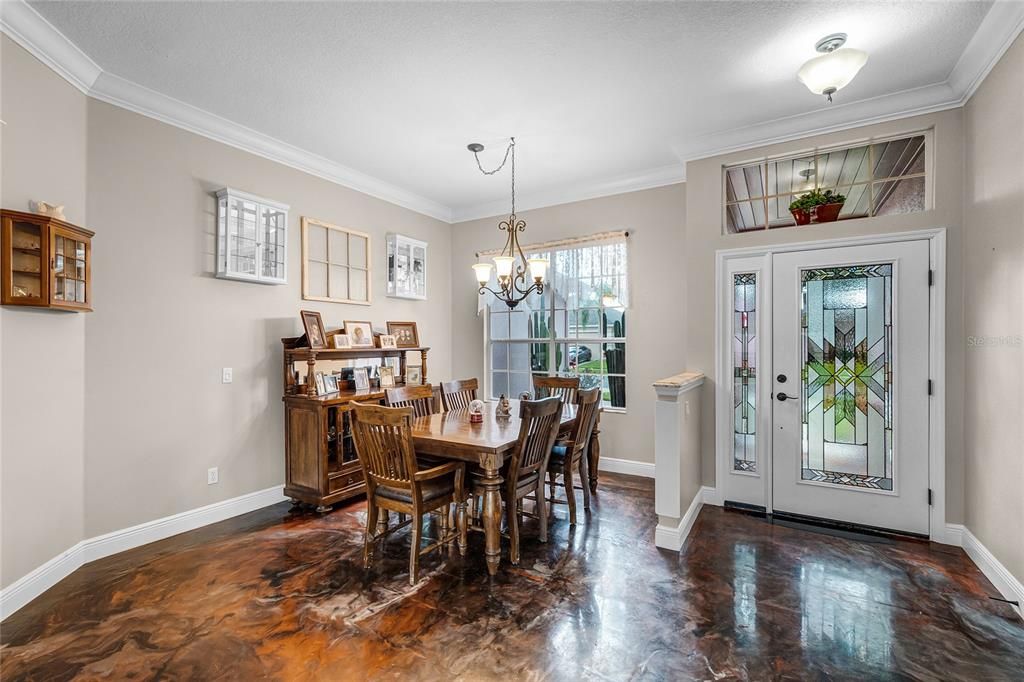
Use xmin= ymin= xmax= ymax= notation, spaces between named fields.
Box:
xmin=723 ymin=133 xmax=929 ymax=234
xmin=484 ymin=237 xmax=628 ymax=409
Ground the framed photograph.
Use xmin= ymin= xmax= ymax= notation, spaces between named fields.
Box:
xmin=353 ymin=367 xmax=370 ymax=391
xmin=322 ymin=374 xmax=339 ymax=394
xmin=344 ymin=320 xmax=374 ymax=348
xmin=332 ymin=334 xmax=351 ymax=349
xmin=300 ymin=310 xmax=328 ymax=350
xmin=406 ymin=366 xmax=422 ymax=386
xmin=386 ymin=233 xmax=427 ymax=300
xmin=379 ymin=365 xmax=396 ymax=388
xmin=387 ymin=321 xmax=419 ymax=348
xmin=379 ymin=334 xmax=398 ymax=349
xmin=314 ymin=372 xmax=326 ymax=395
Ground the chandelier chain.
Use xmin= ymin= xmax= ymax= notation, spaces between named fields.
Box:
xmin=472 ymin=138 xmax=516 ymax=216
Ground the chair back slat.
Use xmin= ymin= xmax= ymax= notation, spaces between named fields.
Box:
xmin=384 ymin=384 xmax=439 ymax=418
xmin=509 ymin=397 xmax=563 ymax=485
xmin=533 ymin=375 xmax=580 ymax=407
xmin=566 ymin=386 xmax=602 ymax=460
xmin=350 ymin=403 xmax=418 ymax=490
xmin=440 ymin=378 xmax=479 ymax=412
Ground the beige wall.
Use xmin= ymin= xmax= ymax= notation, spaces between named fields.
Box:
xmin=963 ymin=35 xmax=1023 ymax=583
xmin=83 ymin=99 xmax=452 ymax=537
xmin=685 ymin=109 xmax=967 ymax=523
xmin=0 ymin=36 xmax=87 ymax=589
xmin=451 ymin=185 xmax=687 ymax=465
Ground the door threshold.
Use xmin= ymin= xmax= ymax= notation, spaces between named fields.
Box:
xmin=770 ymin=509 xmax=929 ymax=543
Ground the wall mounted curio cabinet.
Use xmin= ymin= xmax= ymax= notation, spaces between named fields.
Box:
xmin=2 ymin=209 xmax=94 ymax=311
xmin=216 ymin=188 xmax=289 ymax=284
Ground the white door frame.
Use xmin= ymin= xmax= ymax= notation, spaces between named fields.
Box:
xmin=714 ymin=227 xmax=950 ymax=543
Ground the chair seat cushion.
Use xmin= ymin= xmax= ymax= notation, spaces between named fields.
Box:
xmin=376 ymin=476 xmax=455 ymax=505
xmin=548 ymin=444 xmax=573 ymax=468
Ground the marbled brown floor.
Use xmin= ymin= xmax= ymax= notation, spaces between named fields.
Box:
xmin=2 ymin=474 xmax=1022 ymax=680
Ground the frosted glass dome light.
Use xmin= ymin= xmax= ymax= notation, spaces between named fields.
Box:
xmin=797 ymin=33 xmax=868 ymax=103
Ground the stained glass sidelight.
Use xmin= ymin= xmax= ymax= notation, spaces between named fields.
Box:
xmin=733 ymin=273 xmax=757 ymax=473
xmin=801 ymin=264 xmax=893 ymax=490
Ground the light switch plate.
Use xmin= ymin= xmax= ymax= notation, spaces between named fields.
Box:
xmin=222 ymin=368 xmax=233 ymax=384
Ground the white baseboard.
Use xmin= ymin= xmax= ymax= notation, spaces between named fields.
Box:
xmin=1 ymin=485 xmax=286 ymax=620
xmin=655 ymin=485 xmax=708 ymax=551
xmin=598 ymin=456 xmax=655 ymax=478
xmin=959 ymin=526 xmax=1023 ymax=618
xmin=701 ymin=485 xmax=721 ymax=506
xmin=941 ymin=523 xmax=965 ymax=547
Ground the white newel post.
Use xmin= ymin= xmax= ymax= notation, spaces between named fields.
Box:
xmin=653 ymin=372 xmax=705 ymax=551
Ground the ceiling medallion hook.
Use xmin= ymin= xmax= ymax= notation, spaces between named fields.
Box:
xmin=467 ymin=137 xmax=547 ymax=309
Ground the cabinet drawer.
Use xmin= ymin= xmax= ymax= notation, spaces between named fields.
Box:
xmin=329 ymin=469 xmax=363 ymax=493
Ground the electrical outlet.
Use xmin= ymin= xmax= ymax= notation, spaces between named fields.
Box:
xmin=222 ymin=368 xmax=233 ymax=384
xmin=207 ymin=467 xmax=219 ymax=485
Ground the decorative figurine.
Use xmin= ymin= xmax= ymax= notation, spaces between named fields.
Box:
xmin=518 ymin=391 xmax=533 ymax=401
xmin=468 ymin=399 xmax=485 ymax=423
xmin=495 ymin=393 xmax=512 ymax=419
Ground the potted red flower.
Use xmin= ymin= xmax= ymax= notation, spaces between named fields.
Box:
xmin=789 ymin=189 xmax=847 ymax=225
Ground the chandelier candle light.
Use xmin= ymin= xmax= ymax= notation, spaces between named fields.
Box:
xmin=469 ymin=137 xmax=548 ymax=309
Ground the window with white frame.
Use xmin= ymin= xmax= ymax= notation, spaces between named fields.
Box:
xmin=723 ymin=132 xmax=929 ymax=234
xmin=484 ymin=236 xmax=628 ymax=409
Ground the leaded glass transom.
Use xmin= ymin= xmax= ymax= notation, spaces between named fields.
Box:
xmin=733 ymin=273 xmax=757 ymax=473
xmin=801 ymin=263 xmax=893 ymax=490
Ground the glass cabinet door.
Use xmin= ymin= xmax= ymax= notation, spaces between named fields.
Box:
xmin=50 ymin=226 xmax=90 ymax=308
xmin=6 ymin=217 xmax=48 ymax=305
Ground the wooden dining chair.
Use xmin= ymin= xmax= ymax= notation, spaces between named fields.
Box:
xmin=546 ymin=386 xmax=601 ymax=525
xmin=533 ymin=375 xmax=580 ymax=406
xmin=350 ymin=402 xmax=466 ymax=585
xmin=384 ymin=384 xmax=439 ymax=417
xmin=440 ymin=378 xmax=479 ymax=411
xmin=470 ymin=396 xmax=563 ymax=565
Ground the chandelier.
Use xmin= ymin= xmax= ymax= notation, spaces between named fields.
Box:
xmin=469 ymin=138 xmax=548 ymax=309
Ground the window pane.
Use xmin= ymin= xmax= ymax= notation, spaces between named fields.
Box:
xmin=573 ymin=309 xmax=602 ymax=338
xmin=530 ymin=342 xmax=551 ymax=373
xmin=873 ymin=177 xmax=925 ymax=216
xmin=490 ymin=312 xmax=510 ymax=339
xmin=509 ymin=311 xmax=530 ymax=339
xmin=768 ymin=155 xmax=815 ymax=197
xmin=838 ymin=184 xmax=871 ymax=220
xmin=491 ymin=342 xmax=509 ymax=370
xmin=329 ymin=265 xmax=348 ymax=299
xmin=308 ymin=261 xmax=327 ymax=297
xmin=570 ymin=343 xmax=603 ymax=373
xmin=733 ymin=272 xmax=757 ymax=473
xmin=603 ymin=342 xmax=625 ymax=376
xmin=605 ymin=374 xmax=626 ymax=409
xmin=802 ymin=264 xmax=893 ymax=490
xmin=726 ymin=200 xmax=766 ymax=233
xmin=768 ymin=196 xmax=797 ymax=229
xmin=491 ymin=372 xmax=509 ymax=399
xmin=509 ymin=373 xmax=532 ymax=399
xmin=604 ymin=308 xmax=626 ymax=338
xmin=508 ymin=343 xmax=531 ymax=373
xmin=349 ymin=269 xmax=368 ymax=302
xmin=349 ymin=235 xmax=368 ymax=268
xmin=308 ymin=225 xmax=327 ymax=262
xmin=329 ymin=229 xmax=348 ymax=265
xmin=872 ymin=135 xmax=925 ymax=179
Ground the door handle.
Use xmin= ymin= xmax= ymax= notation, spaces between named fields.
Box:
xmin=776 ymin=392 xmax=798 ymax=402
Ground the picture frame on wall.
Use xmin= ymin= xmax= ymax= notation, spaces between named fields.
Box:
xmin=387 ymin=321 xmax=419 ymax=348
xmin=344 ymin=320 xmax=374 ymax=348
xmin=386 ymin=233 xmax=427 ymax=300
xmin=353 ymin=367 xmax=370 ymax=391
xmin=300 ymin=310 xmax=328 ymax=350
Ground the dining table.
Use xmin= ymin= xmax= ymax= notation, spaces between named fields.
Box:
xmin=410 ymin=398 xmax=578 ymax=576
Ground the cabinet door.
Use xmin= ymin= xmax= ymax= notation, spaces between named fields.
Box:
xmin=50 ymin=226 xmax=91 ymax=310
xmin=2 ymin=215 xmax=49 ymax=306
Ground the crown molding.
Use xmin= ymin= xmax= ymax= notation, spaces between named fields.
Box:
xmin=0 ymin=0 xmax=101 ymax=94
xmin=451 ymin=164 xmax=685 ymax=223
xmin=3 ymin=0 xmax=1021 ymax=224
xmin=947 ymin=0 xmax=1024 ymax=102
xmin=0 ymin=1 xmax=452 ymax=223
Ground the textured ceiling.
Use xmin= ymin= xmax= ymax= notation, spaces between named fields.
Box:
xmin=29 ymin=1 xmax=992 ymax=216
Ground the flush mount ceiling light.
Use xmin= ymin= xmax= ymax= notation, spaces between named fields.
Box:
xmin=797 ymin=33 xmax=868 ymax=103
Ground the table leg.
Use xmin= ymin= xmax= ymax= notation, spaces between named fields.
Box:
xmin=478 ymin=452 xmax=504 ymax=576
xmin=588 ymin=412 xmax=602 ymax=493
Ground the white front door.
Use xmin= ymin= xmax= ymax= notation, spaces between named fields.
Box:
xmin=771 ymin=240 xmax=931 ymax=535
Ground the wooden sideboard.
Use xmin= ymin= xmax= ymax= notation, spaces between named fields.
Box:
xmin=281 ymin=334 xmax=430 ymax=511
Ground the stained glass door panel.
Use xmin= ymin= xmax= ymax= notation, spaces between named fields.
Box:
xmin=733 ymin=273 xmax=757 ymax=473
xmin=771 ymin=241 xmax=930 ymax=536
xmin=801 ymin=264 xmax=892 ymax=490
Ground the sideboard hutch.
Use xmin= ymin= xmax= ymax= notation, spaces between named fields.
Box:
xmin=281 ymin=333 xmax=429 ymax=511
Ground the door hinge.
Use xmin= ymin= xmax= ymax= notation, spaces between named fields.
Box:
xmin=928 ymin=488 xmax=933 ymax=506
xmin=928 ymin=269 xmax=934 ymax=286
xmin=928 ymin=379 xmax=933 ymax=395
